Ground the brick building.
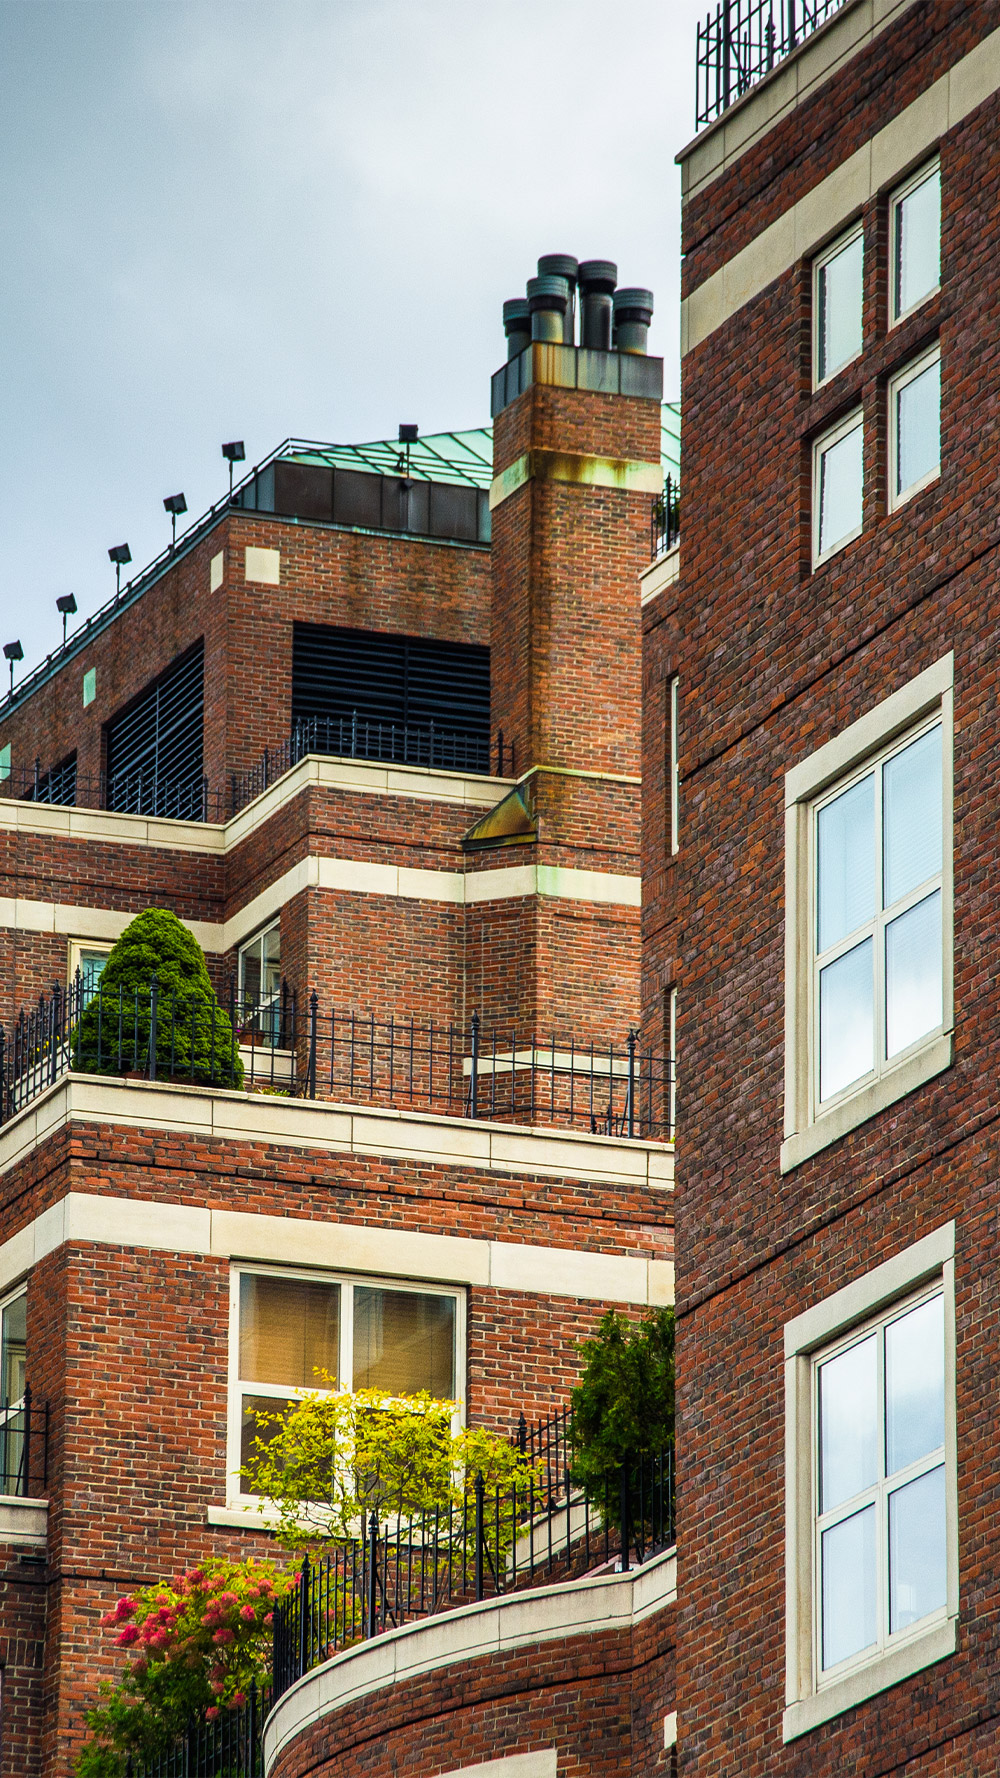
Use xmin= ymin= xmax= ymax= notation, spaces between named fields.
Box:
xmin=656 ymin=0 xmax=1000 ymax=1772
xmin=0 ymin=260 xmax=677 ymax=1772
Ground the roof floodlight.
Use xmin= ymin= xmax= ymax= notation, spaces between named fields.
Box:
xmin=163 ymin=491 xmax=188 ymax=548
xmin=108 ymin=543 xmax=132 ymax=594
xmin=3 ymin=639 xmax=23 ymax=694
xmin=56 ymin=593 xmax=77 ymax=646
xmin=222 ymin=440 xmax=246 ymax=498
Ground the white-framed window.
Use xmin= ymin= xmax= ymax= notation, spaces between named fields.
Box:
xmin=237 ymin=920 xmax=281 ymax=1044
xmin=812 ymin=409 xmax=863 ymax=566
xmin=784 ymin=1222 xmax=957 ymax=1741
xmin=227 ymin=1264 xmax=464 ymax=1504
xmin=890 ymin=160 xmax=940 ymax=325
xmin=0 ymin=1287 xmax=27 ymax=1494
xmin=813 ymin=223 xmax=864 ymax=387
xmin=68 ymin=940 xmax=113 ymax=1006
xmin=782 ymin=654 xmax=953 ymax=1173
xmin=889 ymin=344 xmax=940 ymax=510
xmin=669 ymin=676 xmax=679 ymax=856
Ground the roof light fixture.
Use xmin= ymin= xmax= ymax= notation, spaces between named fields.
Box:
xmin=56 ymin=593 xmax=77 ymax=646
xmin=222 ymin=440 xmax=245 ymax=498
xmin=108 ymin=543 xmax=132 ymax=594
xmin=163 ymin=491 xmax=187 ymax=548
xmin=3 ymin=639 xmax=23 ymax=694
xmin=397 ymin=423 xmax=418 ymax=474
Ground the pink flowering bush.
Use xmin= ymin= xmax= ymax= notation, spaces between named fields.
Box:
xmin=76 ymin=1558 xmax=297 ymax=1776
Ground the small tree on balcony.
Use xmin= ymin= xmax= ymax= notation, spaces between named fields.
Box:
xmin=569 ymin=1306 xmax=674 ymax=1516
xmin=72 ymin=908 xmax=243 ymax=1088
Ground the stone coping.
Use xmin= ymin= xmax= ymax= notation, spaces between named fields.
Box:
xmin=0 ymin=1494 xmax=47 ymax=1547
xmin=263 ymin=1547 xmax=677 ymax=1771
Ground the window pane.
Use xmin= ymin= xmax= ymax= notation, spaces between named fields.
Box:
xmin=885 ymin=890 xmax=942 ymax=1058
xmin=895 ymin=357 xmax=940 ymax=497
xmin=885 ymin=1294 xmax=945 ymax=1476
xmin=353 ymin=1288 xmax=455 ymax=1398
xmin=818 ymin=421 xmax=863 ymax=557
xmin=821 ymin=1504 xmax=877 ymax=1669
xmin=262 ymin=924 xmax=281 ymax=998
xmin=79 ymin=951 xmax=109 ymax=1006
xmin=240 ymin=941 xmax=262 ymax=1004
xmin=239 ymin=1273 xmax=340 ymax=1388
xmin=889 ymin=1464 xmax=947 ymax=1633
xmin=819 ymin=937 xmax=874 ymax=1101
xmin=240 ymin=1392 xmax=295 ymax=1481
xmin=896 ymin=168 xmax=940 ymax=316
xmin=817 ymin=233 xmax=863 ymax=382
xmin=1 ymin=1295 xmax=27 ymax=1407
xmin=883 ymin=727 xmax=942 ymax=906
xmin=817 ymin=773 xmax=875 ymax=951
xmin=819 ymin=1333 xmax=878 ymax=1512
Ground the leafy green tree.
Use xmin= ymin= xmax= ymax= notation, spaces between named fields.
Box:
xmin=569 ymin=1307 xmax=674 ymax=1510
xmin=72 ymin=908 xmax=243 ymax=1087
xmin=245 ymin=1385 xmax=541 ymax=1553
xmin=76 ymin=1559 xmax=296 ymax=1776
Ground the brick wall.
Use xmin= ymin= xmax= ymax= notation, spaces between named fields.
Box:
xmin=671 ymin=2 xmax=1000 ymax=1773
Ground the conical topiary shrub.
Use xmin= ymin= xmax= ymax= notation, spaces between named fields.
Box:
xmin=72 ymin=908 xmax=244 ymax=1088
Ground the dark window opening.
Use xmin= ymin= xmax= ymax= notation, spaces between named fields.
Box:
xmin=21 ymin=752 xmax=77 ymax=807
xmin=105 ymin=640 xmax=205 ymax=820
xmin=291 ymin=624 xmax=490 ymax=774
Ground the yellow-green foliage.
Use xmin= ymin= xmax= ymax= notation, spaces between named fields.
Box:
xmin=244 ymin=1386 xmax=541 ymax=1552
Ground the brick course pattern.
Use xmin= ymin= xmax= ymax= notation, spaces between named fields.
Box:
xmin=666 ymin=3 xmax=1000 ymax=1775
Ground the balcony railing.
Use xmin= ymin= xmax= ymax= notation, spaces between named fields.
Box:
xmin=1 ymin=716 xmax=496 ymax=828
xmin=651 ymin=475 xmax=680 ymax=561
xmin=0 ymin=978 xmax=674 ymax=1143
xmin=0 ymin=1385 xmax=48 ymax=1497
xmin=695 ymin=0 xmax=848 ymax=127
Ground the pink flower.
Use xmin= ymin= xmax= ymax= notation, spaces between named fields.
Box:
xmin=213 ymin=1628 xmax=235 ymax=1645
xmin=240 ymin=1604 xmax=256 ymax=1622
xmin=211 ymin=1679 xmax=225 ymax=1696
xmin=217 ymin=1591 xmax=239 ymax=1608
xmin=263 ymin=1612 xmax=273 ymax=1626
xmin=206 ymin=1706 xmax=220 ymax=1722
xmin=232 ymin=1691 xmax=247 ymax=1707
xmin=116 ymin=1626 xmax=140 ymax=1647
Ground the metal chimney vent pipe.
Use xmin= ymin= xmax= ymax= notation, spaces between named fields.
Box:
xmin=537 ymin=254 xmax=579 ymax=344
xmin=526 ymin=274 xmax=569 ymax=344
xmin=613 ymin=287 xmax=655 ymax=354
xmin=503 ymin=298 xmax=532 ymax=360
xmin=578 ymin=260 xmax=617 ymax=352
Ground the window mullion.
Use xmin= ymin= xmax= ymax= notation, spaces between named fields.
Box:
xmin=340 ymin=1282 xmax=354 ymax=1393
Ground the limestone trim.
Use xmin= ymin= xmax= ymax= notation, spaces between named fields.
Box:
xmin=0 ymin=1187 xmax=674 ymax=1308
xmin=262 ymin=1549 xmax=676 ymax=1770
xmin=677 ymin=0 xmax=920 ymax=197
xmin=0 ymin=753 xmax=511 ymax=857
xmin=641 ymin=545 xmax=680 ymax=606
xmin=0 ymin=856 xmax=641 ymax=956
xmin=0 ymin=1494 xmax=47 ymax=1547
xmin=681 ymin=24 xmax=1000 ymax=353
xmin=489 ymin=450 xmax=663 ymax=511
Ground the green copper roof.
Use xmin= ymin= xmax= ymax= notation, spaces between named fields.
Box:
xmin=282 ymin=402 xmax=680 ymax=493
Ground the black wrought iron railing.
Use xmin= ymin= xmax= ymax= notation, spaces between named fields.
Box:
xmin=229 ymin=714 xmax=491 ymax=816
xmin=695 ymin=0 xmax=848 ymax=127
xmin=0 ymin=979 xmax=674 ymax=1142
xmin=124 ymin=1684 xmax=267 ymax=1778
xmin=0 ymin=1385 xmax=48 ymax=1498
xmin=651 ymin=474 xmax=680 ymax=561
xmin=0 ymin=760 xmax=226 ymax=820
xmin=272 ymin=1445 xmax=674 ymax=1702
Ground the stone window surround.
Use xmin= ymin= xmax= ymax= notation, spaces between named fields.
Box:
xmin=783 ymin=1220 xmax=958 ymax=1741
xmin=781 ymin=652 xmax=954 ymax=1174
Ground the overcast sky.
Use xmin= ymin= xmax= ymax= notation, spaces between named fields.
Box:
xmin=0 ymin=0 xmax=703 ymax=679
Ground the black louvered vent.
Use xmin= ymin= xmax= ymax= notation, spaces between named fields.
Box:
xmin=291 ymin=624 xmax=490 ymax=774
xmin=105 ymin=641 xmax=206 ymax=820
xmin=22 ymin=753 xmax=77 ymax=807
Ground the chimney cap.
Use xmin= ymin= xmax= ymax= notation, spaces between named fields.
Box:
xmin=578 ymin=259 xmax=618 ymax=293
xmin=526 ymin=274 xmax=569 ymax=313
xmin=537 ymin=253 xmax=579 ymax=284
xmin=503 ymin=298 xmax=530 ymax=328
xmin=613 ymin=287 xmax=655 ymax=321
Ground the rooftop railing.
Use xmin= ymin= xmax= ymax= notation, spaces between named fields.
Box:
xmin=0 ymin=977 xmax=674 ymax=1143
xmin=651 ymin=475 xmax=680 ymax=562
xmin=695 ymin=0 xmax=848 ymax=127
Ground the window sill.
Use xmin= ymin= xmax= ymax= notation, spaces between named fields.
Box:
xmin=782 ymin=1613 xmax=956 ymax=1741
xmin=780 ymin=1031 xmax=951 ymax=1174
xmin=207 ymin=1502 xmax=280 ymax=1531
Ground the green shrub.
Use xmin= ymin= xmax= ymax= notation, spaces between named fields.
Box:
xmin=569 ymin=1307 xmax=674 ymax=1507
xmin=72 ymin=908 xmax=243 ymax=1088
